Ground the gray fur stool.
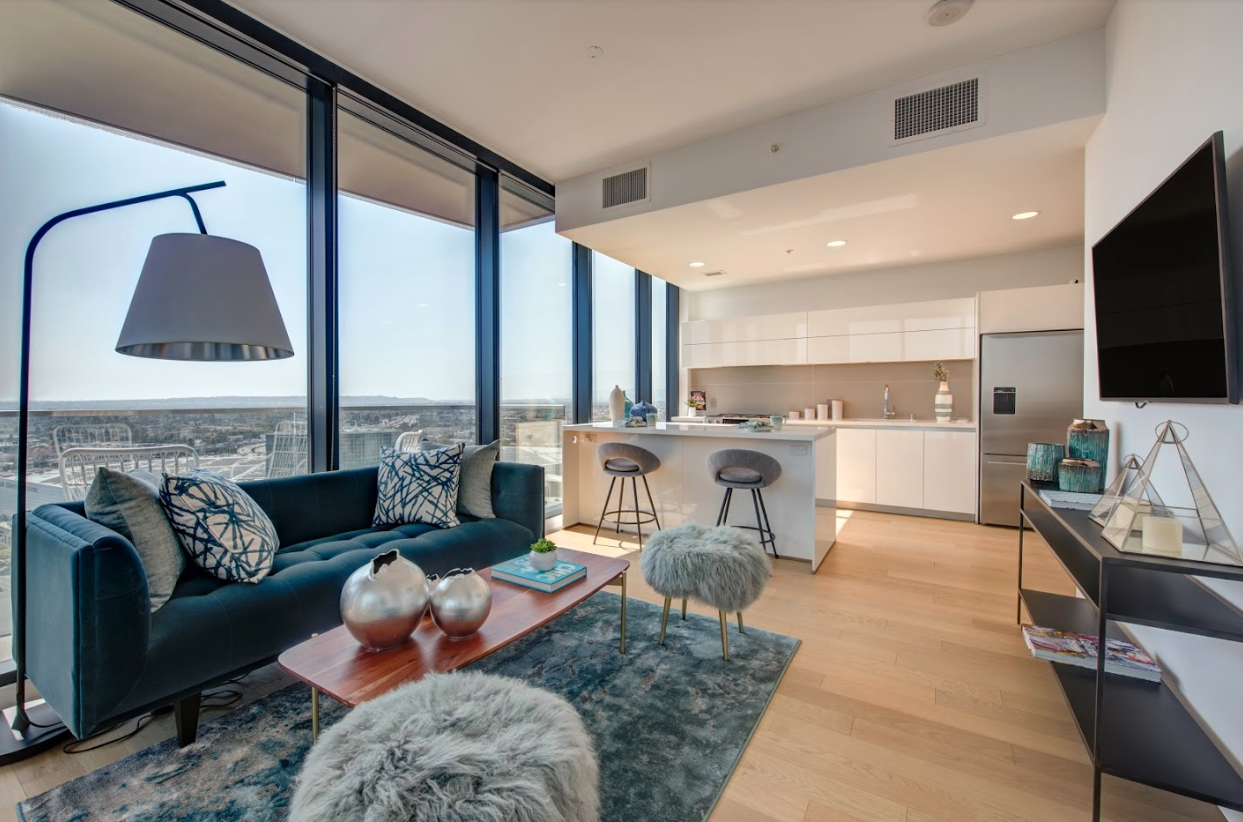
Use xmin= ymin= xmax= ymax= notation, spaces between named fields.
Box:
xmin=290 ymin=671 xmax=599 ymax=822
xmin=640 ymin=522 xmax=770 ymax=661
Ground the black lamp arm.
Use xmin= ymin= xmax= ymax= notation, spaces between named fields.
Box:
xmin=11 ymin=180 xmax=225 ymax=736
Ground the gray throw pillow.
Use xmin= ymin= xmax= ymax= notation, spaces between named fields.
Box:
xmin=85 ymin=468 xmax=184 ymax=612
xmin=418 ymin=439 xmax=499 ymax=519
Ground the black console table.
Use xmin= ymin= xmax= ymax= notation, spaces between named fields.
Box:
xmin=1017 ymin=480 xmax=1243 ymax=821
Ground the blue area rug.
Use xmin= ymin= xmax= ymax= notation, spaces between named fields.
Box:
xmin=18 ymin=592 xmax=798 ymax=822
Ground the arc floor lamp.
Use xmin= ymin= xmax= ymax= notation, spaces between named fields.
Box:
xmin=5 ymin=180 xmax=294 ymax=763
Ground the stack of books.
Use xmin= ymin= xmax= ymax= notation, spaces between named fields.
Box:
xmin=1022 ymin=624 xmax=1162 ymax=682
xmin=491 ymin=556 xmax=587 ymax=593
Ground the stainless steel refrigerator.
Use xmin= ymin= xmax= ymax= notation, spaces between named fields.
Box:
xmin=979 ymin=330 xmax=1084 ymax=526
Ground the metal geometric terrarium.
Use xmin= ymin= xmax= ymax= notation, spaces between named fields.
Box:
xmin=1100 ymin=421 xmax=1242 ymax=566
xmin=1089 ymin=454 xmax=1161 ymax=526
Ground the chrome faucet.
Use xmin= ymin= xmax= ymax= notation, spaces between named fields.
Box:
xmin=883 ymin=384 xmax=896 ymax=420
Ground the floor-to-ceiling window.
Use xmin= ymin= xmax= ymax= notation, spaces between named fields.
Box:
xmin=337 ymin=103 xmax=477 ymax=466
xmin=0 ymin=0 xmax=309 ymax=663
xmin=592 ymin=253 xmax=636 ymax=420
xmin=500 ymin=184 xmax=571 ymax=512
xmin=652 ymin=278 xmax=669 ymax=419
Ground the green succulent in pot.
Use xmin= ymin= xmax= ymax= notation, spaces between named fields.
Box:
xmin=529 ymin=538 xmax=559 ymax=572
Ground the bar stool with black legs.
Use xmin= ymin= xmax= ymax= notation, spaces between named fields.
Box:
xmin=593 ymin=442 xmax=661 ymax=549
xmin=707 ymin=448 xmax=781 ymax=558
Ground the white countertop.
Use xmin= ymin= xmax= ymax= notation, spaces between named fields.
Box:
xmin=670 ymin=416 xmax=975 ymax=431
xmin=563 ymin=421 xmax=834 ymax=442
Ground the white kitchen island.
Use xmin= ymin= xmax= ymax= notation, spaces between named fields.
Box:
xmin=562 ymin=422 xmax=836 ymax=572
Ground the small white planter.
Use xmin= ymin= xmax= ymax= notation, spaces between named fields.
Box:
xmin=529 ymin=550 xmax=557 ymax=572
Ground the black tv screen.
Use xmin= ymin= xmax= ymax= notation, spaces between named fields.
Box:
xmin=1092 ymin=132 xmax=1237 ymax=403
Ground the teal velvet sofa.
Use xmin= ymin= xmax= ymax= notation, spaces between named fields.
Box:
xmin=17 ymin=462 xmax=544 ymax=746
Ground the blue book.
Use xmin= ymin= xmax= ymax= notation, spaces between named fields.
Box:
xmin=491 ymin=556 xmax=587 ymax=593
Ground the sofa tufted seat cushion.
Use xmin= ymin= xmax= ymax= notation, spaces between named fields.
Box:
xmin=110 ymin=516 xmax=535 ymax=719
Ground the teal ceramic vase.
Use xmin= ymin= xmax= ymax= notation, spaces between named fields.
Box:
xmin=1058 ymin=458 xmax=1102 ymax=493
xmin=1068 ymin=419 xmax=1109 ymax=491
xmin=1026 ymin=442 xmax=1065 ymax=482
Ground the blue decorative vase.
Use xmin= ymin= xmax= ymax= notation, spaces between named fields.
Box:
xmin=1068 ymin=419 xmax=1110 ymax=491
xmin=1058 ymin=459 xmax=1102 ymax=493
xmin=622 ymin=392 xmax=633 ymax=419
xmin=1026 ymin=442 xmax=1065 ymax=482
xmin=631 ymin=401 xmax=657 ymax=420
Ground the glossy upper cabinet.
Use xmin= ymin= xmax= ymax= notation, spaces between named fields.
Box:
xmin=682 ymin=312 xmax=807 ymax=368
xmin=806 ymin=298 xmax=975 ymax=364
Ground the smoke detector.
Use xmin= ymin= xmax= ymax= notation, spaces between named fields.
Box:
xmin=927 ymin=0 xmax=974 ymax=27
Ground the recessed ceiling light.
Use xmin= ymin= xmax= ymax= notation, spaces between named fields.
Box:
xmin=587 ymin=45 xmax=603 ymax=59
xmin=826 ymin=240 xmax=847 ymax=248
xmin=417 ymin=303 xmax=429 ymax=308
xmin=1012 ymin=211 xmax=1041 ymax=221
xmin=689 ymin=261 xmax=706 ymax=267
xmin=927 ymin=0 xmax=974 ymax=27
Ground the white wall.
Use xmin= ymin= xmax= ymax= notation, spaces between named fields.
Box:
xmin=689 ymin=245 xmax=1082 ymax=321
xmin=1084 ymin=0 xmax=1243 ymax=795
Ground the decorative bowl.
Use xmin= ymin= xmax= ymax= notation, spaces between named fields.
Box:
xmin=340 ymin=549 xmax=429 ymax=652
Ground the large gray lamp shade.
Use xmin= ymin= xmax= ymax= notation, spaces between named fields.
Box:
xmin=116 ymin=233 xmax=294 ymax=361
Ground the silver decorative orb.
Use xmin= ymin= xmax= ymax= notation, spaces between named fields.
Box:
xmin=340 ymin=549 xmax=429 ymax=651
xmin=429 ymin=568 xmax=492 ymax=639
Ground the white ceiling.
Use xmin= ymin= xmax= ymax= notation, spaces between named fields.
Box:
xmin=564 ymin=117 xmax=1095 ymax=290
xmin=228 ymin=0 xmax=1114 ymax=183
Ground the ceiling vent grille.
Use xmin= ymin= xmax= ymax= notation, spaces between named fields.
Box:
xmin=702 ymin=270 xmax=726 ymax=278
xmin=601 ymin=166 xmax=648 ymax=209
xmin=892 ymin=77 xmax=980 ymax=143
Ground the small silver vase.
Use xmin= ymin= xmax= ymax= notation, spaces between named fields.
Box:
xmin=340 ymin=550 xmax=429 ymax=652
xmin=429 ymin=568 xmax=492 ymax=639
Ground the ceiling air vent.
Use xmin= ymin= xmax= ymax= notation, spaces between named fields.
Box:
xmin=702 ymin=270 xmax=726 ymax=278
xmin=892 ymin=77 xmax=981 ymax=144
xmin=601 ymin=166 xmax=649 ymax=209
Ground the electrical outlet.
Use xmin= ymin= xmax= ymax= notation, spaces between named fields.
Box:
xmin=709 ymin=397 xmax=717 ymax=409
xmin=584 ymin=433 xmax=596 ymax=442
xmin=790 ymin=444 xmax=809 ymax=456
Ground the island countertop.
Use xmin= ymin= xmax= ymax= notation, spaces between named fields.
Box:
xmin=562 ymin=421 xmax=834 ymax=442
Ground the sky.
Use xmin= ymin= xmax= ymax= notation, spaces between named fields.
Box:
xmin=2 ymin=101 xmax=642 ymax=406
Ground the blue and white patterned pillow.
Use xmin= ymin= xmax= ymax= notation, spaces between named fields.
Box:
xmin=374 ymin=444 xmax=463 ymax=528
xmin=160 ymin=469 xmax=279 ymax=584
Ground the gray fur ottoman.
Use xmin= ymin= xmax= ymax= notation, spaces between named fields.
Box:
xmin=290 ymin=671 xmax=599 ymax=822
xmin=640 ymin=523 xmax=770 ymax=661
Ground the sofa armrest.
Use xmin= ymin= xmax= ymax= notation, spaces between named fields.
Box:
xmin=491 ymin=462 xmax=545 ymax=540
xmin=17 ymin=505 xmax=150 ymax=738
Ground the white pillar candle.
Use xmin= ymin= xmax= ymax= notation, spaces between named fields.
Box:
xmin=789 ymin=410 xmax=800 ymax=420
xmin=1142 ymin=516 xmax=1184 ymax=557
xmin=817 ymin=403 xmax=829 ymax=420
xmin=804 ymin=407 xmax=815 ymax=420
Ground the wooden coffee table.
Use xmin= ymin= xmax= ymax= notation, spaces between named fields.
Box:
xmin=278 ymin=547 xmax=630 ymax=740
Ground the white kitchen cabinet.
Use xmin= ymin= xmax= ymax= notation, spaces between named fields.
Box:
xmin=681 ymin=338 xmax=806 ymax=368
xmin=833 ymin=428 xmax=877 ymax=504
xmin=902 ymin=328 xmax=975 ymax=361
xmin=682 ymin=312 xmax=807 ymax=345
xmin=808 ymin=298 xmax=974 ymax=337
xmin=922 ymin=431 xmax=977 ymax=515
xmin=875 ymin=429 xmax=924 ymax=509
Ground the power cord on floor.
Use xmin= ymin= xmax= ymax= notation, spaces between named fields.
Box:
xmin=62 ymin=674 xmax=250 ymax=755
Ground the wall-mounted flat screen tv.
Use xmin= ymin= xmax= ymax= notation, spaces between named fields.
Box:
xmin=1092 ymin=131 xmax=1237 ymax=403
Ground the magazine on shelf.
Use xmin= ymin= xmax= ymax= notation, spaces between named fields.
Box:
xmin=491 ymin=556 xmax=587 ymax=593
xmin=1022 ymin=624 xmax=1162 ymax=682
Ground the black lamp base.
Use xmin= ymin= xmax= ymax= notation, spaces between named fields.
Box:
xmin=0 ymin=702 xmax=72 ymax=765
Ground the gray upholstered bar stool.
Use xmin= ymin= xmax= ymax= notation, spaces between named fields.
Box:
xmin=707 ymin=448 xmax=781 ymax=558
xmin=593 ymin=442 xmax=662 ymax=549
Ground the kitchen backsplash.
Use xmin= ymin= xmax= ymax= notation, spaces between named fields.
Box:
xmin=690 ymin=361 xmax=974 ymax=420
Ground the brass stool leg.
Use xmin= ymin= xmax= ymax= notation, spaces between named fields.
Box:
xmin=681 ymin=597 xmax=688 ymax=620
xmin=620 ymin=571 xmax=628 ymax=654
xmin=719 ymin=611 xmax=730 ymax=661
xmin=659 ymin=596 xmax=672 ymax=645
xmin=593 ymin=477 xmax=617 ymax=545
xmin=311 ymin=687 xmax=320 ymax=743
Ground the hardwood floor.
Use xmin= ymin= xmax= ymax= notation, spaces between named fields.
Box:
xmin=0 ymin=509 xmax=1224 ymax=821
